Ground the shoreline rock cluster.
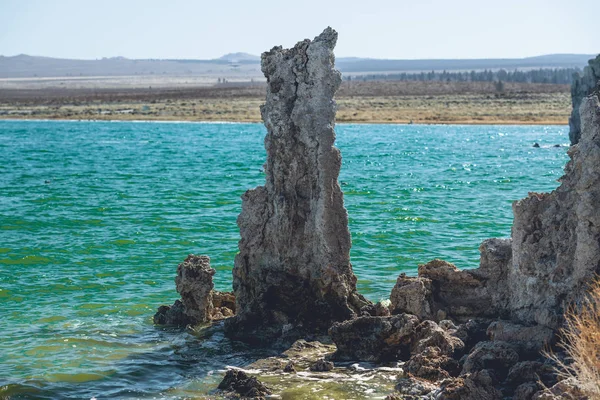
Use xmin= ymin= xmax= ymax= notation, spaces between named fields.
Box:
xmin=154 ymin=29 xmax=600 ymax=399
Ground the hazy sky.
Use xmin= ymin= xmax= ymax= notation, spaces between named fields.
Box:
xmin=0 ymin=0 xmax=598 ymax=60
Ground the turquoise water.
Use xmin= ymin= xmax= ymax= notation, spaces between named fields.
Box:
xmin=0 ymin=121 xmax=568 ymax=398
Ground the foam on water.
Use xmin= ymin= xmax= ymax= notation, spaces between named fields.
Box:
xmin=0 ymin=121 xmax=568 ymax=398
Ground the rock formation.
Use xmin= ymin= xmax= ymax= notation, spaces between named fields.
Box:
xmin=224 ymin=27 xmax=368 ymax=342
xmin=341 ymin=94 xmax=600 ymax=399
xmin=154 ymin=255 xmax=235 ymax=326
xmin=217 ymin=369 xmax=271 ymax=398
xmin=568 ymin=54 xmax=600 ymax=145
xmin=391 ymin=95 xmax=600 ymax=332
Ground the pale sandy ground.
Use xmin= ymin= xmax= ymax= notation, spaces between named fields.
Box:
xmin=0 ymin=77 xmax=571 ymax=125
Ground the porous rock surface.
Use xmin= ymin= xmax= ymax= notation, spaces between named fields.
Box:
xmin=328 ymin=313 xmax=420 ymax=362
xmin=153 ymin=255 xmax=235 ymax=326
xmin=217 ymin=369 xmax=271 ymax=399
xmin=224 ymin=27 xmax=368 ymax=342
xmin=569 ymin=54 xmax=600 ymax=145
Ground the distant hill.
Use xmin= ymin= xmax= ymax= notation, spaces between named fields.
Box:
xmin=335 ymin=54 xmax=596 ymax=74
xmin=0 ymin=53 xmax=595 ymax=79
xmin=217 ymin=52 xmax=260 ymax=62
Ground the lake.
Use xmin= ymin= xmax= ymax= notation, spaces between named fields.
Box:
xmin=0 ymin=120 xmax=568 ymax=398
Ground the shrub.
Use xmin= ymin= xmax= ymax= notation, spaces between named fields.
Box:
xmin=552 ymin=279 xmax=600 ymax=397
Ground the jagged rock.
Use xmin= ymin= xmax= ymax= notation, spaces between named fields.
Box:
xmin=217 ymin=369 xmax=271 ymax=399
xmin=506 ymin=361 xmax=556 ymax=389
xmin=360 ymin=301 xmax=391 ymax=317
xmin=153 ymin=255 xmax=215 ymax=326
xmin=404 ymin=346 xmax=460 ymax=381
xmin=514 ymin=382 xmax=541 ymax=400
xmin=154 ymin=256 xmax=236 ymax=326
xmin=225 ymin=27 xmax=368 ymax=343
xmin=212 ymin=291 xmax=236 ymax=320
xmin=439 ymin=320 xmax=458 ymax=331
xmin=309 ymin=358 xmax=334 ymax=372
xmin=438 ymin=370 xmax=503 ymax=400
xmin=532 ymin=378 xmax=589 ymax=400
xmin=153 ymin=300 xmax=192 ymax=326
xmin=390 ymin=273 xmax=433 ymax=319
xmin=391 ymin=239 xmax=511 ymax=323
xmin=453 ymin=320 xmax=490 ymax=352
xmin=174 ymin=255 xmax=215 ymax=322
xmin=487 ymin=320 xmax=555 ymax=354
xmin=329 ymin=314 xmax=419 ymax=362
xmin=412 ymin=320 xmax=465 ymax=357
xmin=395 ymin=376 xmax=438 ymax=396
xmin=461 ymin=341 xmax=519 ymax=380
xmin=569 ymin=54 xmax=600 ymax=145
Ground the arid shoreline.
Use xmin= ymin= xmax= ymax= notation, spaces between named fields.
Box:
xmin=0 ymin=116 xmax=568 ymax=125
xmin=0 ymin=80 xmax=571 ymax=125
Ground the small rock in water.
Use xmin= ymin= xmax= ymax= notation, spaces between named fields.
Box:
xmin=309 ymin=358 xmax=334 ymax=372
xmin=217 ymin=369 xmax=271 ymax=398
xmin=283 ymin=361 xmax=296 ymax=373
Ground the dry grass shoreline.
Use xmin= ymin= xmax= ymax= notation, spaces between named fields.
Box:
xmin=0 ymin=80 xmax=571 ymax=125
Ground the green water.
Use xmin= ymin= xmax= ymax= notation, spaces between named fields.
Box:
xmin=0 ymin=121 xmax=568 ymax=398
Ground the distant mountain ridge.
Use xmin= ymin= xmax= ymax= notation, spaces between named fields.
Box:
xmin=0 ymin=53 xmax=595 ymax=79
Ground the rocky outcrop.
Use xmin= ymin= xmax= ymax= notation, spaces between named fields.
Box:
xmin=329 ymin=314 xmax=419 ymax=362
xmin=390 ymin=239 xmax=511 ymax=322
xmin=438 ymin=370 xmax=503 ymax=400
xmin=391 ymin=95 xmax=600 ymax=334
xmin=509 ymin=94 xmax=600 ymax=329
xmin=224 ymin=27 xmax=368 ymax=343
xmin=569 ymin=54 xmax=600 ymax=145
xmin=154 ymin=255 xmax=235 ymax=326
xmin=381 ymin=96 xmax=600 ymax=399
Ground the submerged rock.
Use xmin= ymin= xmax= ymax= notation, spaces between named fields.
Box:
xmin=569 ymin=54 xmax=600 ymax=145
xmin=225 ymin=27 xmax=368 ymax=343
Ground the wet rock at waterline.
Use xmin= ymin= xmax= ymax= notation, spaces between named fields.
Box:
xmin=154 ymin=255 xmax=235 ymax=326
xmin=225 ymin=27 xmax=369 ymax=343
xmin=217 ymin=369 xmax=272 ymax=399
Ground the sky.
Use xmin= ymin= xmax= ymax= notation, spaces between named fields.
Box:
xmin=0 ymin=0 xmax=598 ymax=60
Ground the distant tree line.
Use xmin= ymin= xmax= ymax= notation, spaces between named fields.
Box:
xmin=345 ymin=67 xmax=582 ymax=85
